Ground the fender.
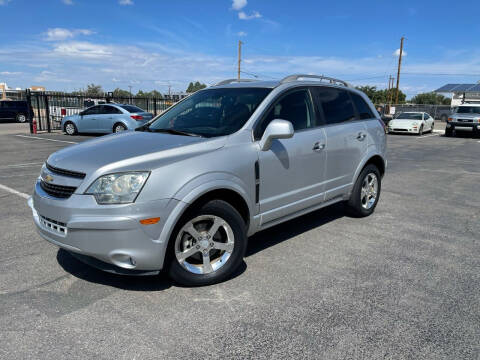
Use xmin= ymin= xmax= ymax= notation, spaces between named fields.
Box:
xmin=154 ymin=174 xmax=255 ymax=267
xmin=349 ymin=145 xmax=386 ymax=197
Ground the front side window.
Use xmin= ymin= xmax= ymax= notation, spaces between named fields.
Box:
xmin=149 ymin=87 xmax=271 ymax=137
xmin=83 ymin=106 xmax=101 ymax=115
xmin=316 ymin=88 xmax=356 ymax=125
xmin=351 ymin=92 xmax=374 ymax=120
xmin=256 ymin=89 xmax=314 ymax=138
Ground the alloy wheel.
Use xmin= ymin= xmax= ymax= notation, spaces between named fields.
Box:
xmin=360 ymin=173 xmax=378 ymax=210
xmin=175 ymin=215 xmax=234 ymax=274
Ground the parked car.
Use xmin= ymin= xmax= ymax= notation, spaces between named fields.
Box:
xmin=28 ymin=74 xmax=387 ymax=286
xmin=387 ymin=112 xmax=434 ymax=135
xmin=61 ymin=103 xmax=154 ymax=135
xmin=0 ymin=100 xmax=33 ymax=123
xmin=445 ymin=104 xmax=480 ymax=137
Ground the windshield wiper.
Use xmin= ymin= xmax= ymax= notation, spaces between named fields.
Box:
xmin=148 ymin=128 xmax=203 ymax=137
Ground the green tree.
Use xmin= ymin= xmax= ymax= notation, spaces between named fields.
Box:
xmin=112 ymin=88 xmax=131 ymax=98
xmin=410 ymin=92 xmax=451 ymax=105
xmin=186 ymin=81 xmax=207 ymax=93
xmin=85 ymin=83 xmax=103 ymax=97
xmin=356 ymin=85 xmax=406 ymax=104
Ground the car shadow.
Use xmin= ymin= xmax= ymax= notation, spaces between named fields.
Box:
xmin=57 ymin=249 xmax=247 ymax=290
xmin=246 ymin=201 xmax=346 ymax=257
xmin=57 ymin=202 xmax=346 ymax=288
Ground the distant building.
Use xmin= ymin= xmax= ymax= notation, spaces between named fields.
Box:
xmin=435 ymin=83 xmax=480 ymax=107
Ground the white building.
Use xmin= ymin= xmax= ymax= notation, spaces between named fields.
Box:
xmin=435 ymin=83 xmax=480 ymax=107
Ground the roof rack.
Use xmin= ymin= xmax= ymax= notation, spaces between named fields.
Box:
xmin=280 ymin=74 xmax=350 ymax=87
xmin=214 ymin=79 xmax=258 ymax=86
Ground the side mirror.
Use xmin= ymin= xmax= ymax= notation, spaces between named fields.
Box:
xmin=259 ymin=119 xmax=294 ymax=151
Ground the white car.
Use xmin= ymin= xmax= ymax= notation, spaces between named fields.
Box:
xmin=388 ymin=112 xmax=435 ymax=135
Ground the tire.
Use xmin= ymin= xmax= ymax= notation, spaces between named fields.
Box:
xmin=167 ymin=200 xmax=247 ymax=286
xmin=64 ymin=121 xmax=77 ymax=135
xmin=113 ymin=123 xmax=127 ymax=133
xmin=418 ymin=125 xmax=424 ymax=136
xmin=16 ymin=113 xmax=27 ymax=123
xmin=431 ymin=122 xmax=435 ymax=133
xmin=445 ymin=128 xmax=453 ymax=137
xmin=346 ymin=164 xmax=381 ymax=218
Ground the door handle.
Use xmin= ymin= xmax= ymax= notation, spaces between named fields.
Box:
xmin=356 ymin=133 xmax=366 ymax=141
xmin=312 ymin=142 xmax=325 ymax=151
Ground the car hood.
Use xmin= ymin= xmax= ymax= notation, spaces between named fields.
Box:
xmin=389 ymin=119 xmax=421 ymax=126
xmin=47 ymin=131 xmax=226 ymax=175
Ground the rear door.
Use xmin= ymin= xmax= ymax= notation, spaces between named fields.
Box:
xmin=313 ymin=87 xmax=368 ymax=201
xmin=256 ymin=87 xmax=327 ymax=224
xmin=97 ymin=105 xmax=122 ymax=132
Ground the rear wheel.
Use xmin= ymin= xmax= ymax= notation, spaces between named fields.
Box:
xmin=346 ymin=164 xmax=381 ymax=217
xmin=16 ymin=113 xmax=27 ymax=123
xmin=64 ymin=121 xmax=77 ymax=135
xmin=167 ymin=200 xmax=247 ymax=286
xmin=113 ymin=123 xmax=127 ymax=133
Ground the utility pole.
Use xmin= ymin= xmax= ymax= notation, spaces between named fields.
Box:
xmin=237 ymin=40 xmax=243 ymax=81
xmin=128 ymin=85 xmax=132 ymax=104
xmin=395 ymin=36 xmax=405 ymax=104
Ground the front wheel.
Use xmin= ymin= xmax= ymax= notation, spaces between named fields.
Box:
xmin=445 ymin=127 xmax=453 ymax=137
xmin=418 ymin=125 xmax=424 ymax=136
xmin=346 ymin=164 xmax=381 ymax=217
xmin=64 ymin=121 xmax=77 ymax=135
xmin=167 ymin=200 xmax=247 ymax=286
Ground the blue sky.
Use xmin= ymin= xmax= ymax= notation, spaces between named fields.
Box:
xmin=1 ymin=0 xmax=479 ymax=98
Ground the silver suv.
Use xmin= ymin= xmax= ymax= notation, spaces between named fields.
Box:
xmin=445 ymin=103 xmax=480 ymax=137
xmin=28 ymin=74 xmax=387 ymax=286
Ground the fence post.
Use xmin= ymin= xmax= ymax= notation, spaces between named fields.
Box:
xmin=44 ymin=94 xmax=51 ymax=133
xmin=154 ymin=98 xmax=157 ymax=116
xmin=25 ymin=89 xmax=34 ymax=133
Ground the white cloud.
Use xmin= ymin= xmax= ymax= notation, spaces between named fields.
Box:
xmin=0 ymin=0 xmax=11 ymax=5
xmin=238 ymin=10 xmax=262 ymax=20
xmin=62 ymin=0 xmax=74 ymax=4
xmin=53 ymin=42 xmax=112 ymax=58
xmin=119 ymin=0 xmax=133 ymax=5
xmin=393 ymin=48 xmax=407 ymax=57
xmin=44 ymin=28 xmax=95 ymax=41
xmin=231 ymin=0 xmax=247 ymax=11
xmin=237 ymin=31 xmax=247 ymax=37
xmin=0 ymin=71 xmax=22 ymax=75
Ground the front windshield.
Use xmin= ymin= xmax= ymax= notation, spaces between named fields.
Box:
xmin=456 ymin=106 xmax=480 ymax=114
xmin=148 ymin=87 xmax=272 ymax=137
xmin=397 ymin=113 xmax=423 ymax=120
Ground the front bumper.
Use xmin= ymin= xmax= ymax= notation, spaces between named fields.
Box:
xmin=447 ymin=122 xmax=477 ymax=131
xmin=388 ymin=126 xmax=419 ymax=134
xmin=29 ymin=179 xmax=180 ymax=271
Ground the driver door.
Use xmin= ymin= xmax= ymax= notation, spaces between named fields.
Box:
xmin=78 ymin=105 xmax=100 ymax=132
xmin=256 ymin=88 xmax=327 ymax=225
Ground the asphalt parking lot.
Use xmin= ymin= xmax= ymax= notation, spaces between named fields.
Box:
xmin=0 ymin=124 xmax=479 ymax=359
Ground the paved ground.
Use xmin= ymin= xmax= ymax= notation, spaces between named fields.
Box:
xmin=0 ymin=125 xmax=478 ymax=359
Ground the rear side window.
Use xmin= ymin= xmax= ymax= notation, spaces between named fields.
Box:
xmin=351 ymin=93 xmax=374 ymax=119
xmin=120 ymin=105 xmax=144 ymax=113
xmin=83 ymin=106 xmax=101 ymax=115
xmin=315 ymin=87 xmax=356 ymax=125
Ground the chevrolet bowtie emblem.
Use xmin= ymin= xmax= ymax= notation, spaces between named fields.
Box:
xmin=44 ymin=175 xmax=54 ymax=183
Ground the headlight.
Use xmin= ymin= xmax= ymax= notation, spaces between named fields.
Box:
xmin=85 ymin=172 xmax=149 ymax=204
xmin=412 ymin=122 xmax=418 ymax=126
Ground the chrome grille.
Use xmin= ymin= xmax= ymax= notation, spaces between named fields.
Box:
xmin=46 ymin=163 xmax=86 ymax=179
xmin=40 ymin=180 xmax=76 ymax=199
